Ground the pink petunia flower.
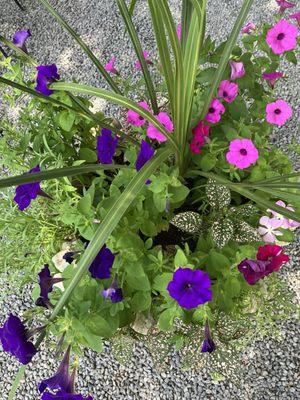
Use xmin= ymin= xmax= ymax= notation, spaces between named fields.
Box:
xmin=218 ymin=80 xmax=238 ymax=103
xmin=226 ymin=139 xmax=259 ymax=169
xmin=205 ymin=99 xmax=225 ymax=124
xmin=127 ymin=101 xmax=151 ymax=127
xmin=190 ymin=122 xmax=210 ymax=154
xmin=104 ymin=57 xmax=119 ymax=75
xmin=177 ymin=24 xmax=182 ymax=40
xmin=146 ymin=112 xmax=173 ymax=142
xmin=266 ymin=99 xmax=292 ymax=126
xmin=276 ymin=0 xmax=296 ymax=13
xmin=135 ymin=51 xmax=153 ymax=70
xmin=290 ymin=11 xmax=300 ymax=27
xmin=266 ymin=19 xmax=298 ymax=54
xmin=229 ymin=61 xmax=245 ymax=80
xmin=241 ymin=22 xmax=256 ymax=34
xmin=268 ymin=200 xmax=300 ymax=229
xmin=258 ymin=216 xmax=283 ymax=243
xmin=262 ymin=71 xmax=284 ymax=88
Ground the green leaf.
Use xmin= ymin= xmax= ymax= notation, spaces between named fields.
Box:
xmin=78 ymin=194 xmax=92 ymax=216
xmin=174 ymin=248 xmax=188 ymax=268
xmin=82 ymin=332 xmax=103 ymax=353
xmin=285 ymin=51 xmax=297 ymax=65
xmin=88 ymin=314 xmax=115 ymax=337
xmin=56 ymin=110 xmax=75 ymax=131
xmin=199 ymin=153 xmax=217 ymax=172
xmin=208 ymin=250 xmax=231 ymax=276
xmin=131 ymin=291 xmax=152 ymax=311
xmin=152 ymin=272 xmax=173 ymax=293
xmin=126 ymin=261 xmax=151 ymax=291
xmin=78 ymin=148 xmax=98 ymax=163
xmin=31 ymin=284 xmax=41 ymax=301
xmin=169 ymin=185 xmax=190 ymax=203
xmin=224 ymin=277 xmax=241 ymax=298
xmin=227 ymin=97 xmax=248 ymax=120
xmin=158 ymin=308 xmax=176 ymax=331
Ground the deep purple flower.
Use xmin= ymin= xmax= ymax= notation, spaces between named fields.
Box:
xmin=41 ymin=391 xmax=93 ymax=400
xmin=39 ymin=347 xmax=72 ymax=393
xmin=135 ymin=140 xmax=155 ymax=171
xmin=101 ymin=279 xmax=123 ymax=303
xmin=36 ymin=265 xmax=64 ymax=308
xmin=167 ymin=268 xmax=212 ymax=309
xmin=96 ymin=128 xmax=119 ymax=164
xmin=13 ymin=30 xmax=31 ymax=53
xmin=35 ymin=64 xmax=60 ymax=96
xmin=0 ymin=314 xmax=37 ymax=364
xmin=201 ymin=321 xmax=216 ymax=353
xmin=14 ymin=165 xmax=41 ymax=211
xmin=62 ymin=252 xmax=77 ymax=264
xmin=238 ymin=259 xmax=272 ymax=285
xmin=89 ymin=245 xmax=115 ymax=279
xmin=276 ymin=0 xmax=296 ymax=13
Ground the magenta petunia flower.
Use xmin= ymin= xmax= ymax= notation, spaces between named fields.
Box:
xmin=146 ymin=112 xmax=173 ymax=142
xmin=135 ymin=51 xmax=153 ymax=70
xmin=229 ymin=61 xmax=245 ymax=80
xmin=241 ymin=22 xmax=256 ymax=34
xmin=290 ymin=11 xmax=300 ymax=26
xmin=256 ymin=244 xmax=290 ymax=272
xmin=268 ymin=200 xmax=300 ymax=229
xmin=258 ymin=216 xmax=283 ymax=243
xmin=218 ymin=80 xmax=238 ymax=103
xmin=266 ymin=99 xmax=292 ymax=126
xmin=13 ymin=30 xmax=31 ymax=53
xmin=226 ymin=139 xmax=259 ymax=169
xmin=190 ymin=121 xmax=210 ymax=154
xmin=104 ymin=57 xmax=119 ymax=75
xmin=177 ymin=24 xmax=182 ymax=40
xmin=266 ymin=19 xmax=298 ymax=54
xmin=127 ymin=101 xmax=151 ymax=126
xmin=205 ymin=99 xmax=225 ymax=124
xmin=276 ymin=0 xmax=296 ymax=13
xmin=35 ymin=64 xmax=60 ymax=96
xmin=262 ymin=71 xmax=284 ymax=88
xmin=167 ymin=268 xmax=212 ymax=309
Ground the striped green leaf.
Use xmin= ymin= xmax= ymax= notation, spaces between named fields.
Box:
xmin=38 ymin=0 xmax=120 ymax=94
xmin=117 ymin=0 xmax=158 ymax=114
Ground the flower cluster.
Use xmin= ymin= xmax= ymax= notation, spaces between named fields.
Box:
xmin=238 ymin=245 xmax=289 ymax=285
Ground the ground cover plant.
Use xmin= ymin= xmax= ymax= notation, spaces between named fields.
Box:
xmin=0 ymin=0 xmax=299 ymax=398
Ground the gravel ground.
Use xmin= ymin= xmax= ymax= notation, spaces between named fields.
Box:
xmin=1 ymin=0 xmax=299 ymax=399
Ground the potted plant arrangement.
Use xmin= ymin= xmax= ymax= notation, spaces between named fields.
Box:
xmin=0 ymin=0 xmax=299 ymax=398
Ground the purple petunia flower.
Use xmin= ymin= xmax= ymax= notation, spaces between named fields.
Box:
xmin=13 ymin=30 xmax=31 ymax=53
xmin=39 ymin=347 xmax=72 ymax=394
xmin=14 ymin=165 xmax=41 ymax=211
xmin=201 ymin=321 xmax=216 ymax=353
xmin=262 ymin=71 xmax=284 ymax=88
xmin=96 ymin=128 xmax=119 ymax=164
xmin=204 ymin=99 xmax=225 ymax=124
xmin=35 ymin=64 xmax=60 ymax=96
xmin=41 ymin=391 xmax=93 ymax=400
xmin=167 ymin=268 xmax=212 ymax=309
xmin=229 ymin=61 xmax=245 ymax=80
xmin=101 ymin=279 xmax=123 ymax=303
xmin=89 ymin=245 xmax=115 ymax=279
xmin=36 ymin=265 xmax=64 ymax=308
xmin=135 ymin=140 xmax=155 ymax=171
xmin=0 ymin=314 xmax=37 ymax=364
xmin=290 ymin=11 xmax=300 ymax=27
